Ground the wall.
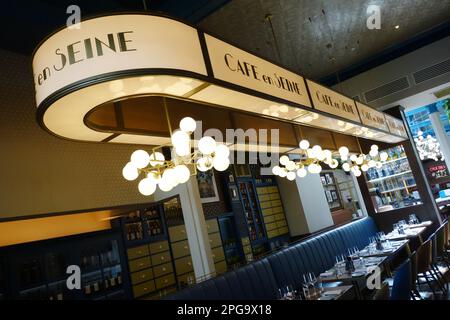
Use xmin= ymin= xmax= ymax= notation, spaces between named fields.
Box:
xmin=0 ymin=49 xmax=155 ymax=220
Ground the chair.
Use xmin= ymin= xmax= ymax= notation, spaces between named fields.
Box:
xmin=390 ymin=258 xmax=411 ymax=300
xmin=372 ymin=281 xmax=390 ymax=300
xmin=409 ymin=251 xmax=422 ymax=299
xmin=427 ymin=232 xmax=448 ymax=293
xmin=416 ymin=239 xmax=443 ymax=296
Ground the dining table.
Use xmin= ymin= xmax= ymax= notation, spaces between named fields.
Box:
xmin=319 ymin=256 xmax=387 ymax=299
xmin=385 ymin=226 xmax=427 ymax=241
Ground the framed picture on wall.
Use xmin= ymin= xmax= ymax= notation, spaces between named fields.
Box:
xmin=330 ymin=190 xmax=338 ymax=201
xmin=325 ymin=190 xmax=333 ymax=203
xmin=197 ymin=170 xmax=220 ymax=203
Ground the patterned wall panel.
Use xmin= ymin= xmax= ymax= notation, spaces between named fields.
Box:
xmin=202 ymin=171 xmax=230 ymax=219
xmin=0 ymin=49 xmax=156 ymax=219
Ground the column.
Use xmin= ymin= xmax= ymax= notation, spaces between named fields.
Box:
xmin=276 ymin=173 xmax=334 ymax=236
xmin=428 ymin=104 xmax=450 ymax=171
xmin=154 ymin=177 xmax=215 ymax=282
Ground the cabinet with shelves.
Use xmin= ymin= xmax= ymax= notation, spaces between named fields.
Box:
xmin=364 ymin=145 xmax=422 ymax=212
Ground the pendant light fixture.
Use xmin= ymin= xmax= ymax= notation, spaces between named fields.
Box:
xmin=122 ymin=99 xmax=230 ymax=195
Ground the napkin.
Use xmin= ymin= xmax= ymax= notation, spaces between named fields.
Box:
xmin=323 ymin=289 xmax=342 ymax=296
xmin=320 ymin=271 xmax=334 ymax=277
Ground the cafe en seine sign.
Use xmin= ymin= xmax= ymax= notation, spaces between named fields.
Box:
xmin=32 ymin=13 xmax=407 ymax=146
xmin=35 ymin=31 xmax=136 ymax=86
xmin=223 ymin=53 xmax=304 ymax=97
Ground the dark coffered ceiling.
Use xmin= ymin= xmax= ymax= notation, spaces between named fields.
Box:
xmin=1 ymin=0 xmax=449 ymax=84
xmin=199 ymin=0 xmax=450 ymax=84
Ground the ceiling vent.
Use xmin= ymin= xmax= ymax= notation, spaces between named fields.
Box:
xmin=413 ymin=58 xmax=450 ymax=84
xmin=364 ymin=77 xmax=410 ymax=102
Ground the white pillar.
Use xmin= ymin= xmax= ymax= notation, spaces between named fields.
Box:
xmin=154 ymin=177 xmax=215 ymax=282
xmin=276 ymin=173 xmax=334 ymax=236
xmin=428 ymin=105 xmax=450 ymax=170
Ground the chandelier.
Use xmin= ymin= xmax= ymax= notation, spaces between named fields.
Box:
xmin=272 ymin=138 xmax=388 ymax=179
xmin=122 ymin=105 xmax=230 ymax=195
xmin=272 ymin=139 xmax=339 ymax=181
xmin=337 ymin=144 xmax=388 ymax=177
xmin=414 ymin=131 xmax=444 ymax=161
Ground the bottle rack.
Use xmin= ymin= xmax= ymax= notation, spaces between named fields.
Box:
xmin=2 ymin=231 xmax=128 ymax=300
xmin=123 ymin=204 xmax=165 ymax=245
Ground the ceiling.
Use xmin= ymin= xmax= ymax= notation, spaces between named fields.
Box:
xmin=1 ymin=0 xmax=449 ymax=85
xmin=0 ymin=0 xmax=230 ymax=55
xmin=200 ymin=0 xmax=450 ymax=83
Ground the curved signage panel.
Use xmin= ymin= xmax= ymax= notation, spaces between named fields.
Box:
xmin=205 ymin=34 xmax=311 ymax=108
xmin=356 ymin=101 xmax=389 ymax=132
xmin=32 ymin=13 xmax=407 ymax=146
xmin=306 ymin=80 xmax=360 ymax=123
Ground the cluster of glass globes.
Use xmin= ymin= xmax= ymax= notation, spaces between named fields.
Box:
xmin=271 ymin=139 xmax=339 ymax=181
xmin=338 ymin=145 xmax=388 ymax=177
xmin=122 ymin=117 xmax=230 ymax=196
xmin=272 ymin=140 xmax=389 ymax=180
xmin=414 ymin=131 xmax=444 ymax=161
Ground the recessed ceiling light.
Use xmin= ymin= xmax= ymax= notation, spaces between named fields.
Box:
xmin=395 ymin=25 xmax=400 ymax=29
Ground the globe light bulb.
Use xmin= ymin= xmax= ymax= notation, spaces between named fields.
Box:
xmin=179 ymin=117 xmax=196 ymax=133
xmin=379 ymin=152 xmax=388 ymax=162
xmin=214 ymin=144 xmax=230 ymax=158
xmin=342 ymin=162 xmax=351 ymax=172
xmin=162 ymin=168 xmax=178 ymax=188
xmin=158 ymin=177 xmax=174 ymax=192
xmin=287 ymin=171 xmax=296 ymax=181
xmin=317 ymin=150 xmax=326 ymax=161
xmin=316 ymin=164 xmax=322 ymax=173
xmin=149 ymin=152 xmax=165 ymax=166
xmin=339 ymin=146 xmax=349 ymax=157
xmin=272 ymin=166 xmax=281 ymax=176
xmin=279 ymin=155 xmax=290 ymax=166
xmin=278 ymin=169 xmax=287 ymax=178
xmin=341 ymin=154 xmax=348 ymax=161
xmin=213 ymin=157 xmax=230 ymax=172
xmin=122 ymin=162 xmax=139 ymax=181
xmin=323 ymin=150 xmax=332 ymax=160
xmin=297 ymin=167 xmax=307 ymax=177
xmin=370 ymin=144 xmax=379 ymax=151
xmin=312 ymin=145 xmax=322 ymax=155
xmin=130 ymin=150 xmax=150 ymax=169
xmin=356 ymin=156 xmax=364 ymax=165
xmin=138 ymin=178 xmax=157 ymax=196
xmin=369 ymin=149 xmax=378 ymax=157
xmin=375 ymin=161 xmax=383 ymax=169
xmin=299 ymin=139 xmax=310 ymax=150
xmin=329 ymin=159 xmax=339 ymax=169
xmin=354 ymin=170 xmax=362 ymax=177
xmin=368 ymin=160 xmax=376 ymax=168
xmin=350 ymin=154 xmax=358 ymax=162
xmin=361 ymin=164 xmax=369 ymax=172
xmin=198 ymin=136 xmax=216 ymax=155
xmin=307 ymin=148 xmax=317 ymax=159
xmin=196 ymin=156 xmax=213 ymax=172
xmin=286 ymin=161 xmax=296 ymax=171
xmin=171 ymin=130 xmax=190 ymax=148
xmin=174 ymin=165 xmax=191 ymax=184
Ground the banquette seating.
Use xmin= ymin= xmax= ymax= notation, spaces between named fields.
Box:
xmin=166 ymin=217 xmax=379 ymax=300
